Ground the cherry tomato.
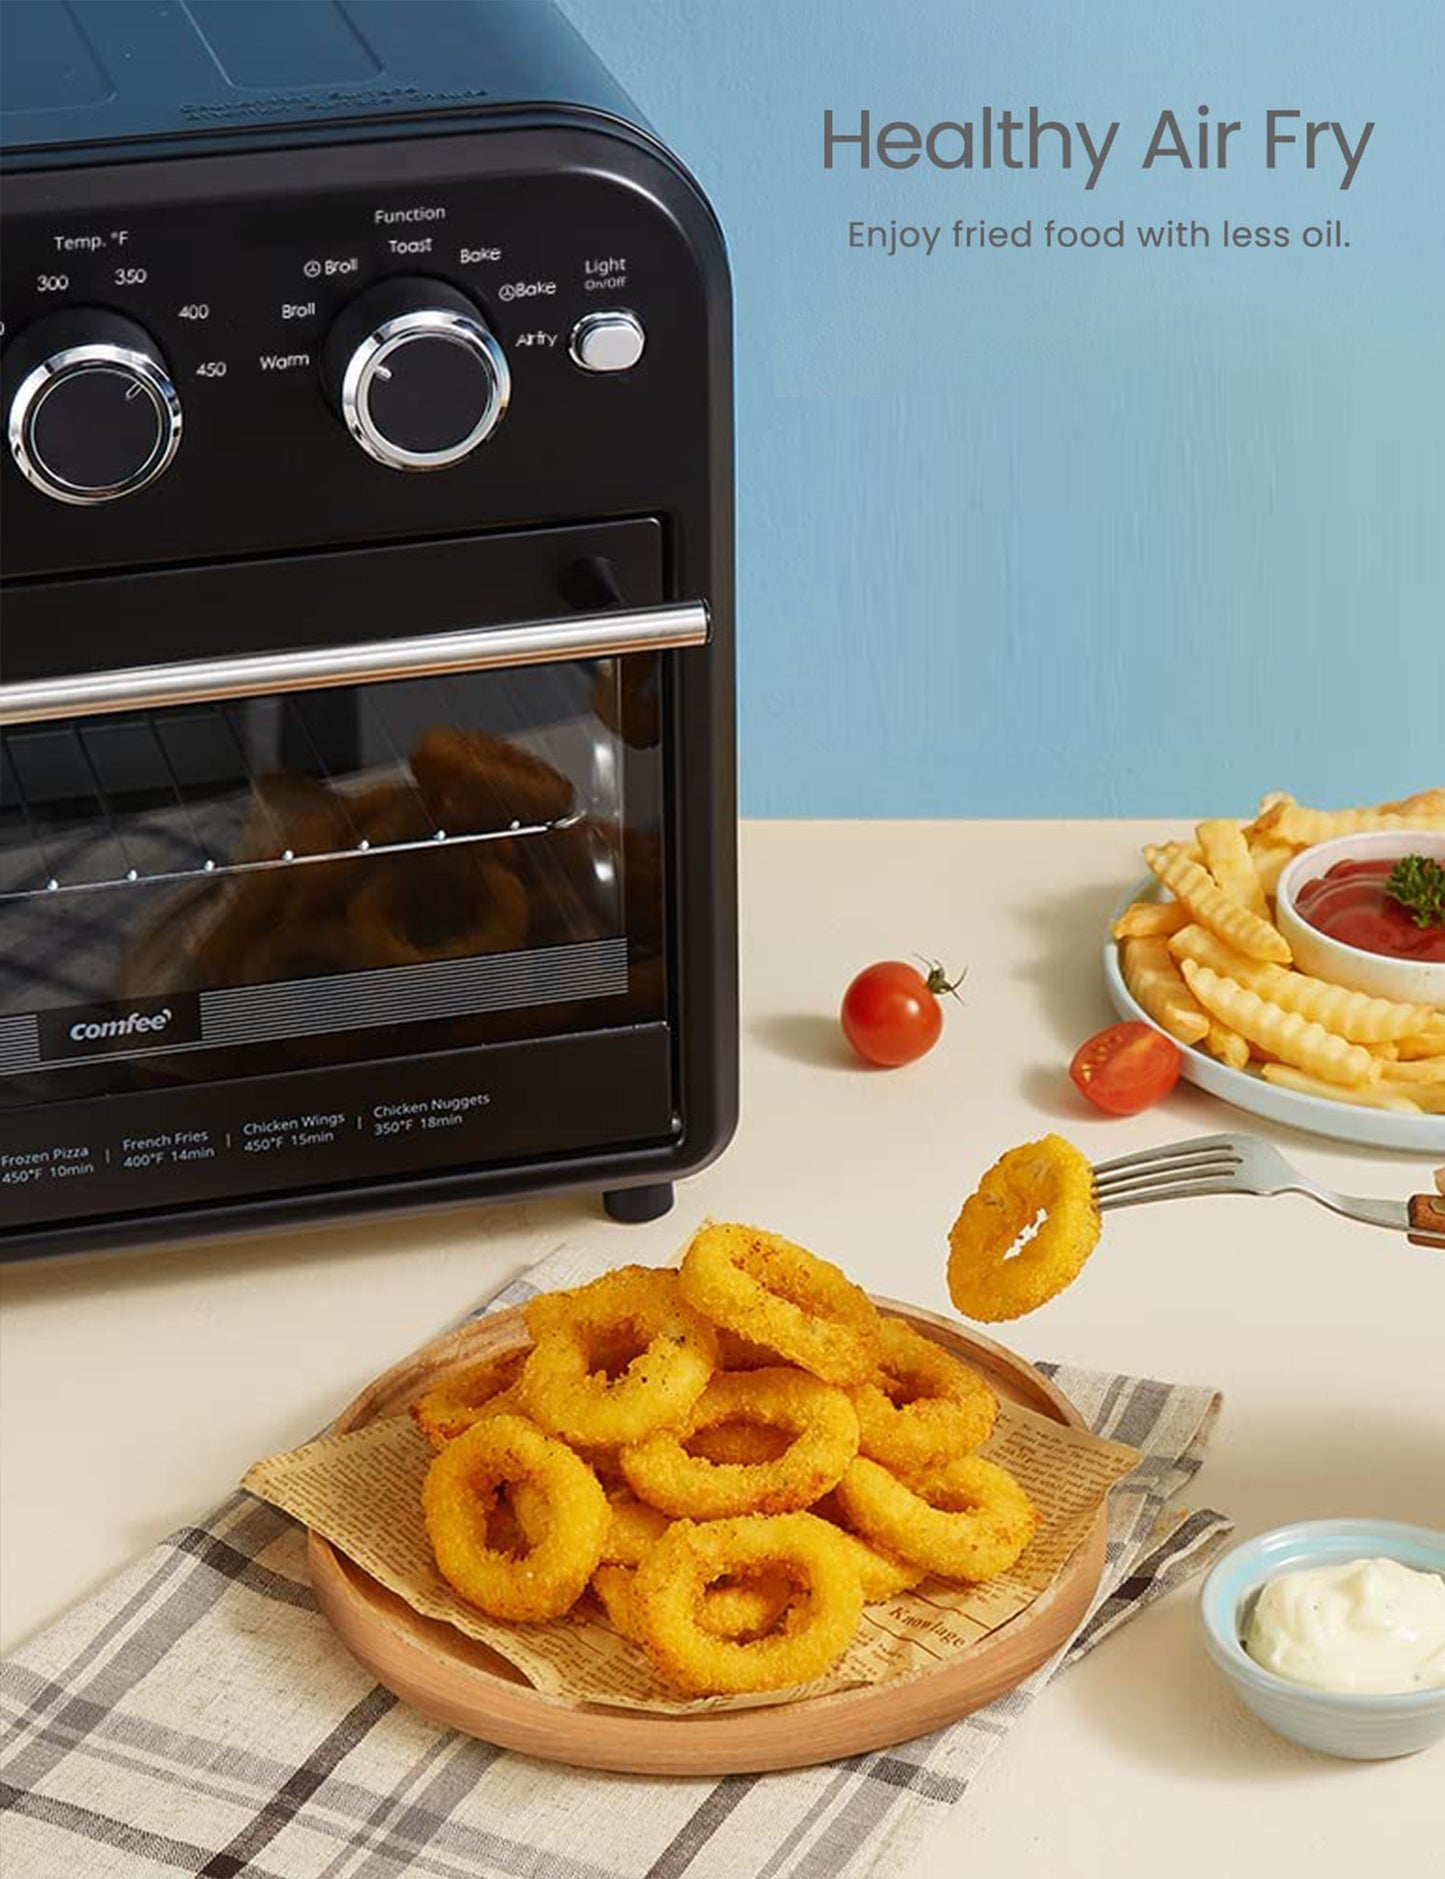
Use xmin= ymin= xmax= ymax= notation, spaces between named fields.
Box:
xmin=1069 ymin=1022 xmax=1181 ymax=1115
xmin=840 ymin=959 xmax=963 ymax=1067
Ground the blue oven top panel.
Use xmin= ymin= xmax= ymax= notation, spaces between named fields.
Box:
xmin=0 ymin=0 xmax=649 ymax=162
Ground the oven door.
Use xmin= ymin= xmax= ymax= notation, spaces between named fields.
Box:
xmin=0 ymin=521 xmax=709 ymax=1241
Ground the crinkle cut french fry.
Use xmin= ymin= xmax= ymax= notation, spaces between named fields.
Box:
xmin=1247 ymin=835 xmax=1297 ymax=898
xmin=1259 ymin=1065 xmax=1423 ymax=1113
xmin=1167 ymin=923 xmax=1443 ymax=1043
xmin=1179 ymin=960 xmax=1381 ymax=1086
xmin=1196 ymin=819 xmax=1269 ymax=922
xmin=1143 ymin=845 xmax=1291 ymax=964
xmin=1253 ymin=802 xmax=1445 ymax=845
xmin=1112 ymin=899 xmax=1188 ymax=941
xmin=1396 ymin=1032 xmax=1445 ymax=1060
xmin=1204 ymin=1021 xmax=1251 ymax=1070
xmin=1121 ymin=936 xmax=1210 ymax=1045
xmin=1376 ymin=787 xmax=1445 ymax=817
xmin=1380 ymin=1055 xmax=1445 ymax=1085
xmin=1245 ymin=792 xmax=1295 ymax=838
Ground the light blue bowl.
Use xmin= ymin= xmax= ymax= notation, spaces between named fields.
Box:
xmin=1200 ymin=1519 xmax=1445 ymax=1760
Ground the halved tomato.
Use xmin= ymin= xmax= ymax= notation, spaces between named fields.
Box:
xmin=1069 ymin=1022 xmax=1181 ymax=1115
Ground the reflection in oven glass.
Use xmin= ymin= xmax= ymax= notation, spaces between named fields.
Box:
xmin=0 ymin=656 xmax=667 ymax=1105
xmin=188 ymin=723 xmax=589 ymax=987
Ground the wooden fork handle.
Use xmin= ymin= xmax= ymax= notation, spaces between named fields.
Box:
xmin=1407 ymin=1193 xmax=1445 ymax=1248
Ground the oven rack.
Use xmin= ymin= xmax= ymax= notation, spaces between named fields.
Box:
xmin=0 ymin=691 xmax=588 ymax=903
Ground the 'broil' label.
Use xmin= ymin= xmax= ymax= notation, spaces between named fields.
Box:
xmin=37 ymin=993 xmax=202 ymax=1062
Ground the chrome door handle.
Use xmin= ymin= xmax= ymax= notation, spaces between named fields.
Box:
xmin=0 ymin=601 xmax=709 ymax=725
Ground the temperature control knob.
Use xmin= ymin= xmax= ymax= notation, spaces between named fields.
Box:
xmin=6 ymin=311 xmax=182 ymax=505
xmin=321 ymin=278 xmax=510 ymax=471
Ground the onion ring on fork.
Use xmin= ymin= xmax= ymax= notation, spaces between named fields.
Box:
xmin=946 ymin=1135 xmax=1100 ymax=1322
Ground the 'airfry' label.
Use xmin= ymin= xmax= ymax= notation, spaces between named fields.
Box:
xmin=37 ymin=993 xmax=202 ymax=1062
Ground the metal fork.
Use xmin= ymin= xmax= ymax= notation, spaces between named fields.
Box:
xmin=1092 ymin=1134 xmax=1445 ymax=1248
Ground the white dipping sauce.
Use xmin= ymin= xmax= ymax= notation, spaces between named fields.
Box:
xmin=1243 ymin=1556 xmax=1445 ymax=1695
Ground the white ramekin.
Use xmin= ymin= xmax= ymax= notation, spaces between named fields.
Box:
xmin=1276 ymin=829 xmax=1445 ymax=1008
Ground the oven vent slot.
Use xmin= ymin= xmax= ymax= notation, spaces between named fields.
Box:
xmin=0 ymin=674 xmax=604 ymax=903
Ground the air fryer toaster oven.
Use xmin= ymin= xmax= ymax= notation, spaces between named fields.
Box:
xmin=0 ymin=0 xmax=736 ymax=1259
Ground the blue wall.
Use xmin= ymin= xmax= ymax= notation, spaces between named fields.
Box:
xmin=562 ymin=0 xmax=1442 ymax=816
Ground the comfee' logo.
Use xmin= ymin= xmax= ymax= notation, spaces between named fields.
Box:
xmin=69 ymin=1007 xmax=172 ymax=1042
xmin=38 ymin=994 xmax=203 ymax=1062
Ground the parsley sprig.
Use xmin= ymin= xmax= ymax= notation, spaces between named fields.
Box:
xmin=1385 ymin=854 xmax=1445 ymax=929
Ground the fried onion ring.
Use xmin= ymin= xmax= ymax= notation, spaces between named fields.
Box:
xmin=410 ymin=1349 xmax=529 ymax=1451
xmin=678 ymin=1224 xmax=880 ymax=1386
xmin=835 ymin=1455 xmax=1037 ymax=1582
xmin=488 ymin=1479 xmax=552 ymax=1555
xmin=593 ymin=1495 xmax=796 ymax=1644
xmin=851 ymin=1318 xmax=997 ymax=1473
xmin=591 ymin=1561 xmax=649 ymax=1639
xmin=572 ymin=1444 xmax=628 ymax=1487
xmin=620 ymin=1368 xmax=859 ymax=1518
xmin=699 ymin=1570 xmax=794 ymax=1639
xmin=421 ymin=1414 xmax=608 ymax=1620
xmin=804 ymin=1500 xmax=927 ymax=1601
xmin=686 ymin=1420 xmax=791 ymax=1465
xmin=600 ymin=1494 xmax=671 ymax=1566
xmin=518 ymin=1266 xmax=718 ymax=1447
xmin=946 ymin=1135 xmax=1101 ymax=1322
xmin=629 ymin=1514 xmax=864 ymax=1693
xmin=594 ymin=1560 xmax=794 ymax=1645
xmin=715 ymin=1327 xmax=786 ymax=1371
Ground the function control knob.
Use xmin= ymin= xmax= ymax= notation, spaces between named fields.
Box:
xmin=5 ymin=311 xmax=182 ymax=505
xmin=321 ymin=277 xmax=510 ymax=471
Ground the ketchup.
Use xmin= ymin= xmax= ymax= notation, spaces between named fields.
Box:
xmin=1295 ymin=858 xmax=1445 ymax=963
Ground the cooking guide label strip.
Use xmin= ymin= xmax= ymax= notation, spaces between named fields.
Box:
xmin=0 ymin=1023 xmax=674 ymax=1234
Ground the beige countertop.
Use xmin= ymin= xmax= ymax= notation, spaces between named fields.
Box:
xmin=2 ymin=818 xmax=1441 ymax=1871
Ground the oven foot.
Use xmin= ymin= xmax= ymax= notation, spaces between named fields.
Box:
xmin=603 ymin=1182 xmax=674 ymax=1224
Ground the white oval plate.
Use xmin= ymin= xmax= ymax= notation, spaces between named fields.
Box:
xmin=1104 ymin=879 xmax=1445 ymax=1155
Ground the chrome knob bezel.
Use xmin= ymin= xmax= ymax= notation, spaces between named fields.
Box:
xmin=7 ymin=344 xmax=183 ymax=506
xmin=338 ymin=309 xmax=511 ymax=471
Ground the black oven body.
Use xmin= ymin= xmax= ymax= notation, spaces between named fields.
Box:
xmin=0 ymin=1 xmax=737 ymax=1258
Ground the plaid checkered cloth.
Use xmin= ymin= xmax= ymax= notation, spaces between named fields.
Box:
xmin=0 ymin=1245 xmax=1231 ymax=1879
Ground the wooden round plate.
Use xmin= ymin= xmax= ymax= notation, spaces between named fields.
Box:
xmin=308 ymin=1299 xmax=1106 ymax=1775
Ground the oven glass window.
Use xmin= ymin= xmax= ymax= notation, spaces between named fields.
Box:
xmin=0 ymin=655 xmax=665 ymax=1106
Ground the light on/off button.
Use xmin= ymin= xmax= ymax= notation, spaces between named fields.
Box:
xmin=569 ymin=310 xmax=646 ymax=374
